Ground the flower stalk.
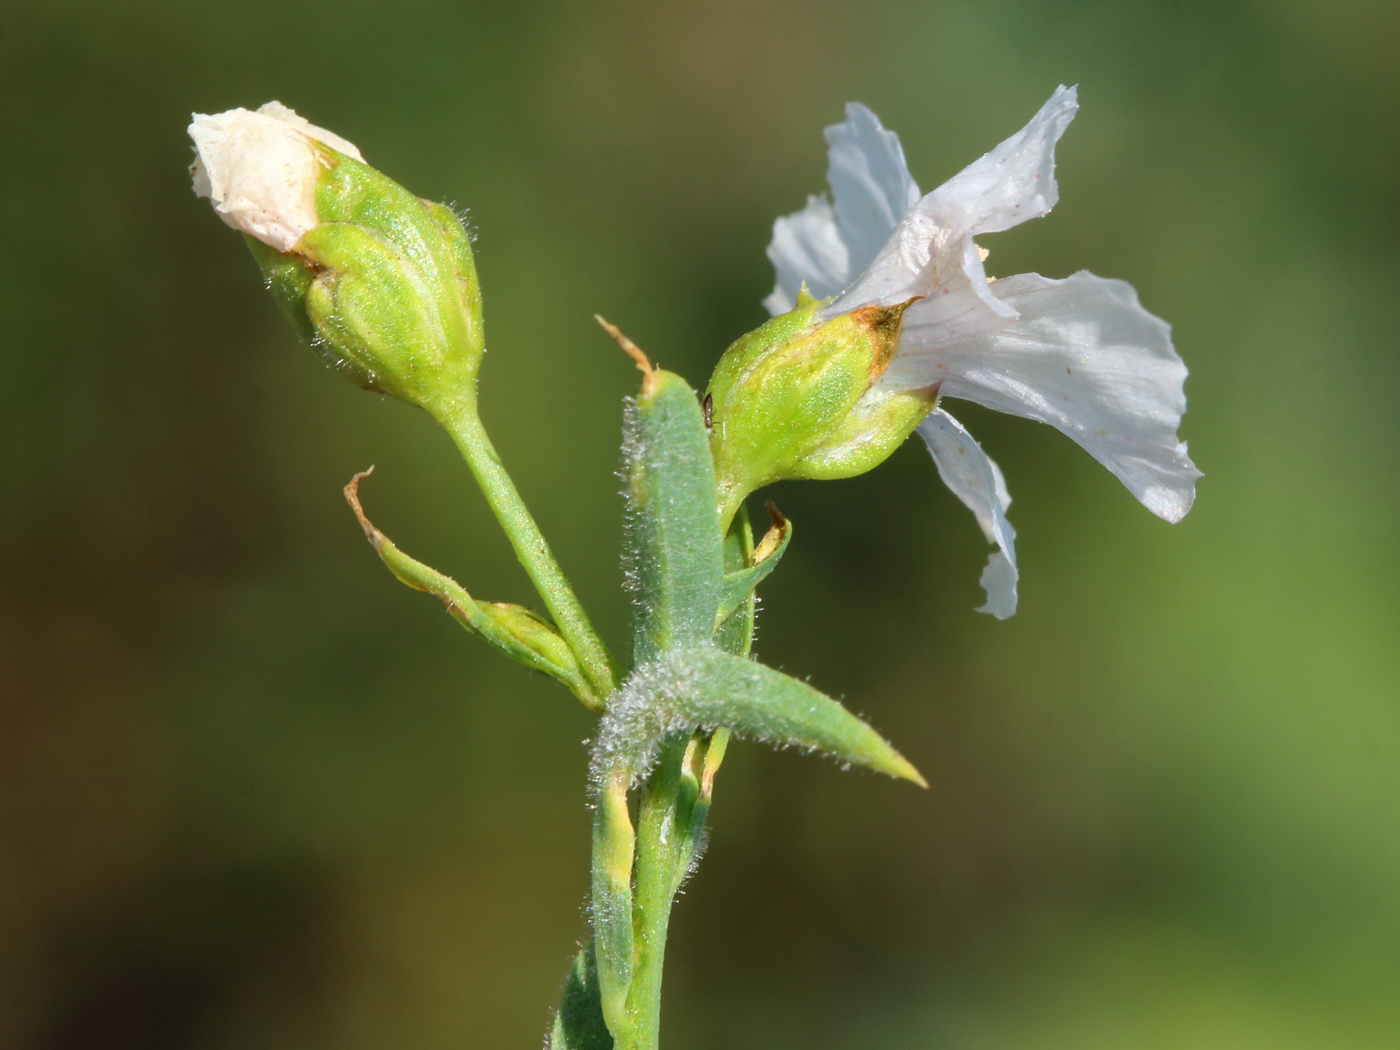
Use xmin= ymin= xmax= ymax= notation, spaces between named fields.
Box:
xmin=435 ymin=399 xmax=618 ymax=704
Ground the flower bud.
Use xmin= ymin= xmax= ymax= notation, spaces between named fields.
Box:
xmin=705 ymin=298 xmax=934 ymax=517
xmin=190 ymin=103 xmax=483 ymax=412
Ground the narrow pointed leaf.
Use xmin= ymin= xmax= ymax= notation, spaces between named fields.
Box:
xmin=549 ymin=943 xmax=615 ymax=1050
xmin=716 ymin=504 xmax=791 ymax=629
xmin=344 ymin=470 xmax=599 ymax=708
xmin=589 ymin=771 xmax=636 ymax=1036
xmin=714 ymin=507 xmax=757 ymax=656
xmin=676 ymin=729 xmax=727 ymax=886
xmin=593 ymin=646 xmax=925 ymax=787
xmin=624 ymin=369 xmax=725 ymax=663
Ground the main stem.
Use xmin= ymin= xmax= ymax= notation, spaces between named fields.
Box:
xmin=437 ymin=400 xmax=617 ymax=702
xmin=608 ymin=514 xmax=754 ymax=1047
xmin=620 ymin=738 xmax=690 ymax=1050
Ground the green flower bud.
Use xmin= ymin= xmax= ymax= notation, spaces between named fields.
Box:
xmin=705 ymin=296 xmax=934 ymax=518
xmin=190 ymin=103 xmax=483 ymax=412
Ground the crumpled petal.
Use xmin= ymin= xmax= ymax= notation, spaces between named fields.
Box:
xmin=764 ymin=195 xmax=852 ymax=314
xmin=826 ymin=103 xmax=922 ymax=277
xmin=918 ymin=408 xmax=1019 ymax=618
xmin=760 ymin=88 xmax=1195 ymax=619
xmin=916 ymin=84 xmax=1077 ymax=238
xmin=828 ymin=86 xmax=1079 ymax=325
xmin=890 ymin=237 xmax=1019 ymax=348
xmin=765 ymin=103 xmax=921 ymax=315
xmin=189 ymin=101 xmax=365 ymax=252
xmin=903 ymin=270 xmax=1199 ymax=522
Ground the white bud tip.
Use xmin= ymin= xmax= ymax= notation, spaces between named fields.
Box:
xmin=188 ymin=101 xmax=365 ymax=253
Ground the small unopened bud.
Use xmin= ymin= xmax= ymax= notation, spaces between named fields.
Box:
xmin=705 ymin=299 xmax=933 ymax=517
xmin=190 ymin=102 xmax=483 ymax=412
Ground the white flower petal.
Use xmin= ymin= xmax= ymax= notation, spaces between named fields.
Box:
xmin=828 ymin=86 xmax=1078 ymax=316
xmin=189 ymin=101 xmax=364 ymax=252
xmin=892 ymin=238 xmax=1017 ymax=348
xmin=920 ymin=84 xmax=1077 ymax=238
xmin=976 ymin=551 xmax=1018 ymax=620
xmin=826 ymin=103 xmax=922 ymax=275
xmin=764 ymin=195 xmax=851 ymax=315
xmin=918 ymin=408 xmax=1019 ymax=618
xmin=253 ymin=101 xmax=363 ymax=161
xmin=918 ymin=271 xmax=1200 ymax=522
xmin=765 ymin=102 xmax=920 ymax=315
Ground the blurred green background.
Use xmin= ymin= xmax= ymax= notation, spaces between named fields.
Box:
xmin=3 ymin=0 xmax=1398 ymax=1046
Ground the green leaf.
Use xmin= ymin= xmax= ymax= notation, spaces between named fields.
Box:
xmin=715 ymin=503 xmax=791 ymax=631
xmin=674 ymin=729 xmax=727 ymax=888
xmin=713 ymin=506 xmax=756 ymax=657
xmin=343 ymin=469 xmax=600 ymax=709
xmin=623 ymin=368 xmax=725 ymax=664
xmin=589 ymin=772 xmax=635 ymax=1036
xmin=548 ymin=943 xmax=615 ymax=1050
xmin=592 ymin=646 xmax=925 ymax=788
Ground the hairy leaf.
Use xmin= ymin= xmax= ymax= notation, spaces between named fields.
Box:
xmin=623 ymin=370 xmax=725 ymax=663
xmin=592 ymin=646 xmax=925 ymax=788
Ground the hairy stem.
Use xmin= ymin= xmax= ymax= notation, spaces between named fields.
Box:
xmin=621 ymin=737 xmax=692 ymax=1050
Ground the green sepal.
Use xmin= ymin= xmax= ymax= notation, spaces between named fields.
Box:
xmin=790 ymin=384 xmax=938 ymax=481
xmin=592 ymin=646 xmax=925 ymax=788
xmin=343 ymin=470 xmax=600 ymax=710
xmin=715 ymin=504 xmax=790 ymax=630
xmin=706 ymin=303 xmax=873 ymax=516
xmin=299 ymin=221 xmax=467 ymax=407
xmin=705 ymin=297 xmax=929 ymax=520
xmin=623 ymin=368 xmax=725 ymax=665
xmin=420 ymin=198 xmax=484 ymax=353
xmin=244 ymin=147 xmax=484 ymax=412
xmin=548 ymin=944 xmax=615 ymax=1050
xmin=313 ymin=151 xmax=484 ymax=369
xmin=246 ymin=237 xmax=320 ymax=347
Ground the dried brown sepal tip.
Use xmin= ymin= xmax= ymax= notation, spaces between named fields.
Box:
xmin=595 ymin=315 xmax=656 ymax=394
xmin=753 ymin=502 xmax=789 ymax=566
xmin=343 ymin=467 xmax=387 ymax=554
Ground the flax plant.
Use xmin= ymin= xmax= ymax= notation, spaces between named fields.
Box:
xmin=188 ymin=91 xmax=1195 ymax=1048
